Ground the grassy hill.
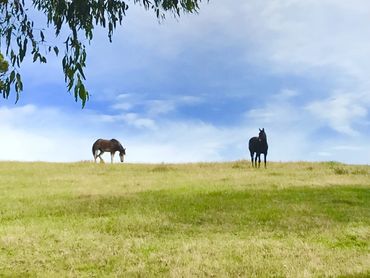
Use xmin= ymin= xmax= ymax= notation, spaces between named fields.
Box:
xmin=0 ymin=161 xmax=369 ymax=277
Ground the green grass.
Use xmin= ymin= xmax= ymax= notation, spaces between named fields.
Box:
xmin=0 ymin=161 xmax=369 ymax=277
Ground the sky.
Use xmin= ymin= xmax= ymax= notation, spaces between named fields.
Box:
xmin=1 ymin=0 xmax=370 ymax=164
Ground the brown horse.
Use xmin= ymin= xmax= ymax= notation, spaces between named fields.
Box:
xmin=92 ymin=139 xmax=126 ymax=163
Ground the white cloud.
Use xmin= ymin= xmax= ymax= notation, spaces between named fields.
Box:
xmin=112 ymin=102 xmax=134 ymax=111
xmin=306 ymin=91 xmax=369 ymax=135
xmin=332 ymin=145 xmax=362 ymax=151
xmin=146 ymin=100 xmax=176 ymax=116
xmin=96 ymin=0 xmax=370 ymax=137
xmin=0 ymin=104 xmax=37 ymax=122
xmin=277 ymin=89 xmax=299 ymax=99
xmin=317 ymin=152 xmax=332 ymax=157
xmin=144 ymin=96 xmax=203 ymax=117
xmin=125 ymin=121 xmax=251 ymax=163
xmin=89 ymin=111 xmax=157 ymax=129
xmin=245 ymin=88 xmax=302 ymax=125
xmin=239 ymin=0 xmax=370 ymax=77
xmin=106 ymin=94 xmax=204 ymax=127
xmin=0 ymin=106 xmax=93 ymax=162
xmin=121 ymin=113 xmax=157 ymax=130
xmin=0 ymin=104 xmax=63 ymax=131
xmin=234 ymin=0 xmax=370 ymax=136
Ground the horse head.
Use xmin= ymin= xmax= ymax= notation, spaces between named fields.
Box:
xmin=119 ymin=148 xmax=126 ymax=162
xmin=258 ymin=128 xmax=266 ymax=142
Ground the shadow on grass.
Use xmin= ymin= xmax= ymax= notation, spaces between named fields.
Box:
xmin=337 ymin=271 xmax=370 ymax=278
xmin=3 ymin=186 xmax=369 ymax=240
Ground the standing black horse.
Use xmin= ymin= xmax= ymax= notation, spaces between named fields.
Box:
xmin=92 ymin=139 xmax=126 ymax=163
xmin=249 ymin=128 xmax=268 ymax=168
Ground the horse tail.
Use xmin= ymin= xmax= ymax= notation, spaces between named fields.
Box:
xmin=92 ymin=139 xmax=101 ymax=155
xmin=92 ymin=142 xmax=96 ymax=155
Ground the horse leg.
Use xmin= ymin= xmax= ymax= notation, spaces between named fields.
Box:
xmin=98 ymin=151 xmax=105 ymax=163
xmin=254 ymin=154 xmax=258 ymax=168
xmin=264 ymin=153 xmax=267 ymax=168
xmin=258 ymin=154 xmax=261 ymax=168
xmin=93 ymin=150 xmax=100 ymax=163
xmin=250 ymin=152 xmax=254 ymax=167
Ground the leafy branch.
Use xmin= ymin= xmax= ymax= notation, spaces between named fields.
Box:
xmin=0 ymin=0 xmax=204 ymax=107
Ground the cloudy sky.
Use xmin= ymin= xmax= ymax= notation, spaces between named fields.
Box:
xmin=1 ymin=0 xmax=370 ymax=164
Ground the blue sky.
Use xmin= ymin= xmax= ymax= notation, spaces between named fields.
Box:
xmin=1 ymin=0 xmax=370 ymax=164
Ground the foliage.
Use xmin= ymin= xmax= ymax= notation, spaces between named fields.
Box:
xmin=0 ymin=52 xmax=9 ymax=89
xmin=0 ymin=161 xmax=369 ymax=276
xmin=0 ymin=53 xmax=8 ymax=72
xmin=0 ymin=0 xmax=204 ymax=106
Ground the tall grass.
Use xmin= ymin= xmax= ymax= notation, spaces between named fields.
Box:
xmin=0 ymin=161 xmax=369 ymax=277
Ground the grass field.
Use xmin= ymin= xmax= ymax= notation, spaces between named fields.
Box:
xmin=0 ymin=161 xmax=369 ymax=277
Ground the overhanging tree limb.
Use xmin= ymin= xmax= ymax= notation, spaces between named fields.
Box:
xmin=0 ymin=0 xmax=205 ymax=107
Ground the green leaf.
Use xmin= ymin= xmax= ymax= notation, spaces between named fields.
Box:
xmin=33 ymin=52 xmax=38 ymax=63
xmin=76 ymin=63 xmax=86 ymax=79
xmin=79 ymin=86 xmax=86 ymax=106
xmin=74 ymin=83 xmax=79 ymax=101
xmin=9 ymin=70 xmax=15 ymax=83
xmin=53 ymin=46 xmax=59 ymax=56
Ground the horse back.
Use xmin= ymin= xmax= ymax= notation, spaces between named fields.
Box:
xmin=92 ymin=138 xmax=105 ymax=147
xmin=92 ymin=138 xmax=111 ymax=150
xmin=92 ymin=138 xmax=123 ymax=153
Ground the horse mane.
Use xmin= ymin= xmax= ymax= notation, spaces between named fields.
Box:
xmin=110 ymin=139 xmax=124 ymax=151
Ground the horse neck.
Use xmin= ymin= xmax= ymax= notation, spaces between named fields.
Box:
xmin=115 ymin=142 xmax=124 ymax=152
xmin=260 ymin=137 xmax=267 ymax=146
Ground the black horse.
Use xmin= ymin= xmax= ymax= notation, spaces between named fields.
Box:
xmin=249 ymin=128 xmax=268 ymax=168
xmin=92 ymin=138 xmax=126 ymax=163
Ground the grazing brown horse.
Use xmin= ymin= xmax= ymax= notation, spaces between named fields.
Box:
xmin=92 ymin=139 xmax=126 ymax=163
xmin=249 ymin=128 xmax=268 ymax=168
